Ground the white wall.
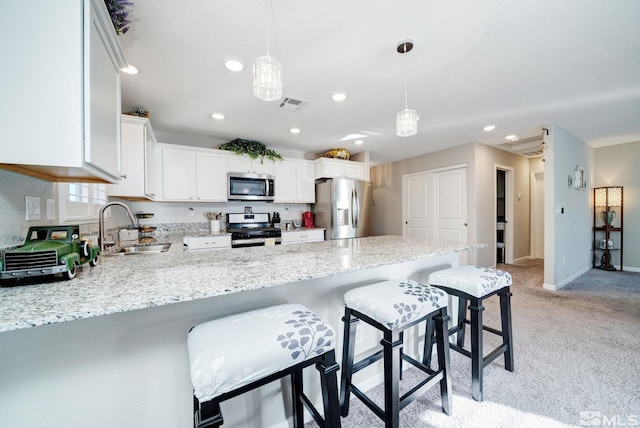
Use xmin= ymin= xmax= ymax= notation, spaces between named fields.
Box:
xmin=0 ymin=170 xmax=58 ymax=247
xmin=543 ymin=123 xmax=595 ymax=289
xmin=593 ymin=140 xmax=640 ymax=271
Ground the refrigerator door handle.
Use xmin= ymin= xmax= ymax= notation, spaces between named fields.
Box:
xmin=352 ymin=188 xmax=359 ymax=229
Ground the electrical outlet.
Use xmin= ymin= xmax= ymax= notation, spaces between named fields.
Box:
xmin=187 ymin=206 xmax=195 ymax=217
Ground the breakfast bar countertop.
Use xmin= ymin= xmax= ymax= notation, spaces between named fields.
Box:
xmin=0 ymin=235 xmax=484 ymax=333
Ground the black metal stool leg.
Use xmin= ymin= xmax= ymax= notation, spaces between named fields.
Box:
xmin=422 ymin=315 xmax=435 ymax=368
xmin=434 ymin=308 xmax=452 ymax=415
xmin=382 ymin=329 xmax=402 ymax=428
xmin=195 ymin=399 xmax=223 ymax=428
xmin=291 ymin=369 xmax=304 ymax=428
xmin=340 ymin=308 xmax=358 ymax=417
xmin=318 ymin=351 xmax=341 ymax=428
xmin=499 ymin=287 xmax=514 ymax=372
xmin=469 ymin=298 xmax=485 ymax=401
xmin=456 ymin=297 xmax=468 ymax=347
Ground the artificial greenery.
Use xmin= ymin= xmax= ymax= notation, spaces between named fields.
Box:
xmin=104 ymin=0 xmax=134 ymax=35
xmin=219 ymin=138 xmax=283 ymax=163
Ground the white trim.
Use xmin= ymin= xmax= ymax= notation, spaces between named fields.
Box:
xmin=542 ymin=265 xmax=591 ymax=291
xmin=623 ymin=266 xmax=640 ymax=273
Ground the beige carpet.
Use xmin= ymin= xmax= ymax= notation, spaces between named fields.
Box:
xmin=317 ymin=260 xmax=640 ymax=427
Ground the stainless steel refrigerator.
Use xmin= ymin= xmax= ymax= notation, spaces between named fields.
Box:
xmin=313 ymin=178 xmax=373 ymax=239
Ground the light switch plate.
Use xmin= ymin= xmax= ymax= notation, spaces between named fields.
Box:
xmin=25 ymin=196 xmax=41 ymax=221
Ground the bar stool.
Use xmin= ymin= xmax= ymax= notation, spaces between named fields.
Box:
xmin=187 ymin=303 xmax=341 ymax=428
xmin=339 ymin=279 xmax=452 ymax=428
xmin=427 ymin=265 xmax=514 ymax=401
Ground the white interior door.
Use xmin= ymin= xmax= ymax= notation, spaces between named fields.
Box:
xmin=434 ymin=168 xmax=468 ymax=243
xmin=403 ymin=167 xmax=468 ymax=263
xmin=403 ymin=173 xmax=432 ymax=240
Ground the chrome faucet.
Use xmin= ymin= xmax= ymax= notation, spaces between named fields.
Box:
xmin=98 ymin=201 xmax=138 ymax=251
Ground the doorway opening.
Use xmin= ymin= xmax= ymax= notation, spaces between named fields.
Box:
xmin=495 ymin=165 xmax=514 ymax=265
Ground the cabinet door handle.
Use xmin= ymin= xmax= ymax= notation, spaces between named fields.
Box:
xmin=120 ymin=173 xmax=127 ymax=179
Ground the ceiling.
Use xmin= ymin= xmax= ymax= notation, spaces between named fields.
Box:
xmin=119 ymin=0 xmax=640 ymax=164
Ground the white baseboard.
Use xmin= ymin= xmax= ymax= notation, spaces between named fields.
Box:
xmin=543 ymin=265 xmax=592 ymax=291
xmin=623 ymin=265 xmax=640 ymax=273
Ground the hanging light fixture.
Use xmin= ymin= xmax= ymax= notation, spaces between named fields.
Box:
xmin=396 ymin=40 xmax=418 ymax=137
xmin=253 ymin=0 xmax=283 ymax=101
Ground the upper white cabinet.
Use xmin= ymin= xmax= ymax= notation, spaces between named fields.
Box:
xmin=314 ymin=158 xmax=365 ymax=180
xmin=227 ymin=154 xmax=275 ymax=176
xmin=161 ymin=144 xmax=227 ymax=202
xmin=274 ymin=159 xmax=315 ymax=203
xmin=0 ymin=0 xmax=127 ymax=183
xmin=107 ymin=115 xmax=159 ymax=200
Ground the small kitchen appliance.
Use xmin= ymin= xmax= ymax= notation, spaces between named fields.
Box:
xmin=227 ymin=173 xmax=275 ymax=201
xmin=226 ymin=213 xmax=282 ymax=248
xmin=302 ymin=211 xmax=314 ymax=228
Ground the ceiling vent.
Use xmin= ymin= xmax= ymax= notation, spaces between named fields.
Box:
xmin=497 ymin=136 xmax=544 ymax=158
xmin=277 ymin=97 xmax=309 ymax=112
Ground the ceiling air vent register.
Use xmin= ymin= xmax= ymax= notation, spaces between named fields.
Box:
xmin=277 ymin=97 xmax=309 ymax=112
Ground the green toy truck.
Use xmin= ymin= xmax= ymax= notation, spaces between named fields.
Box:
xmin=0 ymin=225 xmax=99 ymax=282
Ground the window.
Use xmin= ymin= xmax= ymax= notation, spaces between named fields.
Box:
xmin=58 ymin=183 xmax=107 ymax=223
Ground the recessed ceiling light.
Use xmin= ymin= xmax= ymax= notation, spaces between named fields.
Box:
xmin=290 ymin=127 xmax=301 ymax=134
xmin=224 ymin=59 xmax=244 ymax=72
xmin=483 ymin=125 xmax=496 ymax=132
xmin=120 ymin=65 xmax=139 ymax=75
xmin=505 ymin=134 xmax=519 ymax=141
xmin=354 ymin=140 xmax=364 ymax=145
xmin=332 ymin=92 xmax=347 ymax=102
xmin=211 ymin=113 xmax=225 ymax=120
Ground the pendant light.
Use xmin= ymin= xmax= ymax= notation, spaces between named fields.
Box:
xmin=396 ymin=40 xmax=418 ymax=137
xmin=253 ymin=0 xmax=283 ymax=101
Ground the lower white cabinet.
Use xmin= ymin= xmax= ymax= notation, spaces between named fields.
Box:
xmin=160 ymin=144 xmax=227 ymax=202
xmin=183 ymin=235 xmax=231 ymax=251
xmin=274 ymin=159 xmax=315 ymax=203
xmin=281 ymin=229 xmax=325 ymax=245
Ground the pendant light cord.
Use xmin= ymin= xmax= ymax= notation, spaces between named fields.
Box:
xmin=403 ymin=43 xmax=409 ymax=109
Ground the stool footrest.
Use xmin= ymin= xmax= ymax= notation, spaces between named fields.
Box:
xmin=352 ymin=349 xmax=384 ymax=374
xmin=482 ymin=343 xmax=510 ymax=368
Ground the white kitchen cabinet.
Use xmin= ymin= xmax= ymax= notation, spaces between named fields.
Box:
xmin=0 ymin=0 xmax=127 ymax=183
xmin=160 ymin=144 xmax=227 ymax=202
xmin=107 ymin=115 xmax=160 ymax=200
xmin=183 ymin=235 xmax=231 ymax=251
xmin=145 ymin=138 xmax=162 ymax=200
xmin=281 ymin=229 xmax=325 ymax=244
xmin=274 ymin=159 xmax=315 ymax=203
xmin=314 ymin=158 xmax=365 ymax=180
xmin=227 ymin=154 xmax=275 ymax=176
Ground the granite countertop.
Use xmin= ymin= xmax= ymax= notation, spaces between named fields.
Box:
xmin=0 ymin=235 xmax=484 ymax=333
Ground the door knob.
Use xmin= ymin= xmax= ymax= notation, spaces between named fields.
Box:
xmin=464 ymin=223 xmax=468 ymax=226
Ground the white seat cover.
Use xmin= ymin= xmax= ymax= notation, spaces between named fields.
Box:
xmin=428 ymin=265 xmax=512 ymax=298
xmin=188 ymin=303 xmax=335 ymax=403
xmin=344 ymin=280 xmax=448 ymax=330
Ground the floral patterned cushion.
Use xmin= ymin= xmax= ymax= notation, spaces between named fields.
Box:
xmin=187 ymin=303 xmax=335 ymax=403
xmin=344 ymin=280 xmax=448 ymax=330
xmin=428 ymin=265 xmax=512 ymax=298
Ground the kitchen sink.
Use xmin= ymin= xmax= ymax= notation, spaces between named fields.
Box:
xmin=112 ymin=243 xmax=171 ymax=255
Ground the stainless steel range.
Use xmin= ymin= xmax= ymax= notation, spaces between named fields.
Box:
xmin=226 ymin=213 xmax=282 ymax=248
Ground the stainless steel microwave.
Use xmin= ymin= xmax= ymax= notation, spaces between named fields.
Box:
xmin=227 ymin=173 xmax=275 ymax=201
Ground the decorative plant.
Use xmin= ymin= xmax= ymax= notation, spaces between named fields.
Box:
xmin=219 ymin=138 xmax=283 ymax=163
xmin=104 ymin=0 xmax=134 ymax=35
